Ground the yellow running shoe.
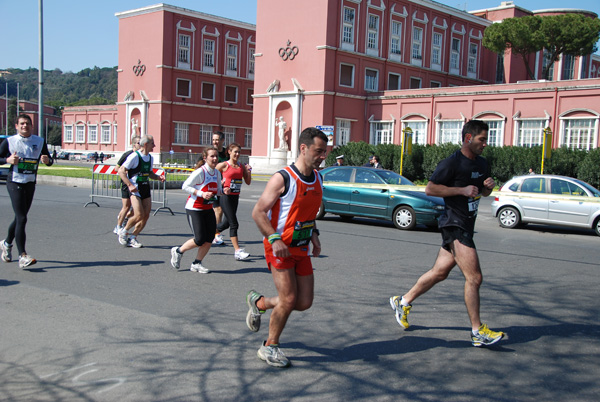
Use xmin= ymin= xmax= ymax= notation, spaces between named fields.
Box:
xmin=389 ymin=296 xmax=411 ymax=329
xmin=471 ymin=323 xmax=505 ymax=347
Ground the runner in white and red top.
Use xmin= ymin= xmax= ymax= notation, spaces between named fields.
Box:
xmin=169 ymin=147 xmax=227 ymax=274
xmin=216 ymin=142 xmax=252 ymax=261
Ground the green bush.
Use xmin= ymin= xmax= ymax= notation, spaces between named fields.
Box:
xmin=326 ymin=142 xmax=599 ymax=188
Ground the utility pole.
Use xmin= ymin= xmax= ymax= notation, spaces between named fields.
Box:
xmin=38 ymin=0 xmax=45 ymax=139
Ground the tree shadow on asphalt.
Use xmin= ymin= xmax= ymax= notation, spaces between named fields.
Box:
xmin=0 ymin=279 xmax=19 ymax=287
xmin=22 ymin=259 xmax=162 ymax=272
xmin=288 ymin=322 xmax=600 ymax=363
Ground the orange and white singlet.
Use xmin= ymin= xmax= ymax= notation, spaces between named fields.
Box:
xmin=184 ymin=164 xmax=222 ymax=210
xmin=263 ymin=165 xmax=323 ymax=256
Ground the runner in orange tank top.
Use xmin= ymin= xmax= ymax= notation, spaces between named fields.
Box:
xmin=246 ymin=127 xmax=328 ymax=368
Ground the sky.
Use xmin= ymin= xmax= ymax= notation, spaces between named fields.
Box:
xmin=1 ymin=0 xmax=599 ymax=73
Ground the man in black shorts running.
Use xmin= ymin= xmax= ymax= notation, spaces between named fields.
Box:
xmin=113 ymin=135 xmax=141 ymax=234
xmin=390 ymin=120 xmax=505 ymax=347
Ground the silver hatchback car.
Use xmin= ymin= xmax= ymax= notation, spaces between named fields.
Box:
xmin=491 ymin=174 xmax=600 ymax=236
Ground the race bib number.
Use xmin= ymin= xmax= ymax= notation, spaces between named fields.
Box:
xmin=230 ymin=179 xmax=242 ymax=194
xmin=290 ymin=220 xmax=315 ymax=247
xmin=136 ymin=172 xmax=150 ymax=183
xmin=17 ymin=158 xmax=39 ymax=174
xmin=468 ymin=195 xmax=481 ymax=215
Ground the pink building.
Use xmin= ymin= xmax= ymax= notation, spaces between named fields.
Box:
xmin=250 ymin=0 xmax=600 ymax=171
xmin=60 ymin=1 xmax=600 ymax=169
xmin=62 ymin=4 xmax=255 ymax=161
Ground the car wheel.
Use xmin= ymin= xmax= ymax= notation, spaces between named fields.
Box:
xmin=498 ymin=206 xmax=520 ymax=229
xmin=594 ymin=217 xmax=600 ymax=237
xmin=393 ymin=206 xmax=416 ymax=230
xmin=338 ymin=214 xmax=354 ymax=222
xmin=316 ymin=202 xmax=325 ymax=220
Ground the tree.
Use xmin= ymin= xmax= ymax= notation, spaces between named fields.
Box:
xmin=483 ymin=14 xmax=600 ymax=81
xmin=538 ymin=14 xmax=600 ymax=80
xmin=483 ymin=15 xmax=543 ymax=80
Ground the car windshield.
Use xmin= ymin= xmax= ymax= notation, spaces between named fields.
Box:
xmin=573 ymin=179 xmax=600 ymax=197
xmin=374 ymin=170 xmax=414 ymax=185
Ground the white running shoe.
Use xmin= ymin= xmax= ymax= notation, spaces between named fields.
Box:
xmin=118 ymin=228 xmax=129 ymax=246
xmin=234 ymin=248 xmax=250 ymax=261
xmin=170 ymin=246 xmax=182 ymax=269
xmin=212 ymin=234 xmax=224 ymax=245
xmin=128 ymin=237 xmax=143 ymax=248
xmin=190 ymin=262 xmax=210 ymax=273
xmin=19 ymin=254 xmax=37 ymax=269
xmin=0 ymin=240 xmax=12 ymax=262
xmin=113 ymin=225 xmax=121 ymax=234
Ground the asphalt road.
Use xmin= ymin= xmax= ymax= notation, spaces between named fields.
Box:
xmin=0 ymin=180 xmax=599 ymax=401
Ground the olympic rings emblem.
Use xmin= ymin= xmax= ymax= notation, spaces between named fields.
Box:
xmin=279 ymin=40 xmax=299 ymax=61
xmin=133 ymin=60 xmax=146 ymax=76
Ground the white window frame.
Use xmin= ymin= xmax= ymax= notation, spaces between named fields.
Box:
xmin=101 ymin=124 xmax=111 ymax=144
xmin=339 ymin=63 xmax=355 ymax=88
xmin=178 ymin=34 xmax=191 ymax=69
xmin=64 ymin=125 xmax=73 ymax=142
xmin=388 ymin=72 xmax=401 ymax=90
xmin=176 ymin=78 xmax=192 ymax=98
xmin=411 ymin=27 xmax=423 ymax=66
xmin=431 ymin=32 xmax=442 ymax=70
xmin=450 ymin=38 xmax=461 ymax=74
xmin=341 ymin=6 xmax=355 ymax=51
xmin=436 ymin=120 xmax=463 ymax=144
xmin=200 ymin=125 xmax=213 ymax=145
xmin=244 ymin=128 xmax=252 ymax=148
xmin=560 ymin=117 xmax=598 ymax=150
xmin=88 ymin=124 xmax=97 ymax=144
xmin=542 ymin=49 xmax=554 ymax=80
xmin=201 ymin=82 xmax=215 ymax=101
xmin=224 ymin=85 xmax=238 ymax=104
xmin=336 ymin=119 xmax=351 ymax=146
xmin=76 ymin=125 xmax=85 ymax=143
xmin=366 ymin=14 xmax=379 ymax=56
xmin=514 ymin=118 xmax=548 ymax=147
xmin=246 ymin=88 xmax=254 ymax=106
xmin=203 ymin=39 xmax=215 ymax=73
xmin=370 ymin=121 xmax=394 ymax=145
xmin=402 ymin=120 xmax=428 ymax=145
xmin=174 ymin=122 xmax=189 ymax=144
xmin=481 ymin=119 xmax=504 ymax=147
xmin=226 ymin=43 xmax=238 ymax=76
xmin=561 ymin=54 xmax=575 ymax=80
xmin=248 ymin=47 xmax=255 ymax=78
xmin=467 ymin=43 xmax=478 ymax=78
xmin=389 ymin=20 xmax=402 ymax=61
xmin=365 ymin=68 xmax=379 ymax=92
xmin=409 ymin=77 xmax=422 ymax=89
xmin=113 ymin=125 xmax=118 ymax=144
xmin=223 ymin=127 xmax=236 ymax=146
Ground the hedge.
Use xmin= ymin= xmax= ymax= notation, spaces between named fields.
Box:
xmin=326 ymin=142 xmax=600 ymax=188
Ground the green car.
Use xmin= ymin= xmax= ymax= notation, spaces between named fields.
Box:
xmin=317 ymin=166 xmax=445 ymax=230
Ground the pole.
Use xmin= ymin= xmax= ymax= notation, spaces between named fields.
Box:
xmin=38 ymin=0 xmax=45 ymax=138
xmin=16 ymin=83 xmax=19 ymax=121
xmin=4 ymin=83 xmax=7 ymax=134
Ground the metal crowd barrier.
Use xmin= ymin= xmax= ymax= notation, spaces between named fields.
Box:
xmin=84 ymin=164 xmax=173 ymax=216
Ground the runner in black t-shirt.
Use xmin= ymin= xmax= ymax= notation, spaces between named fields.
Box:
xmin=390 ymin=120 xmax=506 ymax=347
xmin=113 ymin=136 xmax=141 ymax=234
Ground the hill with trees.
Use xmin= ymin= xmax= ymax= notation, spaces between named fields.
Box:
xmin=1 ymin=66 xmax=118 ymax=112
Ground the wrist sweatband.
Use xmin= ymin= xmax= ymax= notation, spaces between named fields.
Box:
xmin=268 ymin=233 xmax=282 ymax=244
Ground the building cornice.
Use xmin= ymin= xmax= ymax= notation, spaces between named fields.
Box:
xmin=409 ymin=0 xmax=491 ymax=26
xmin=115 ymin=3 xmax=255 ymax=31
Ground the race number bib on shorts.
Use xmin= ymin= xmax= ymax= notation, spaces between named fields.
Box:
xmin=468 ymin=195 xmax=481 ymax=215
xmin=290 ymin=220 xmax=315 ymax=247
xmin=17 ymin=158 xmax=39 ymax=174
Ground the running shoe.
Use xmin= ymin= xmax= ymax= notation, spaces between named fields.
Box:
xmin=471 ymin=324 xmax=505 ymax=347
xmin=19 ymin=254 xmax=37 ymax=269
xmin=113 ymin=225 xmax=120 ymax=234
xmin=118 ymin=228 xmax=129 ymax=246
xmin=128 ymin=237 xmax=143 ymax=248
xmin=257 ymin=341 xmax=291 ymax=368
xmin=246 ymin=290 xmax=264 ymax=332
xmin=234 ymin=248 xmax=250 ymax=261
xmin=0 ymin=240 xmax=12 ymax=262
xmin=389 ymin=296 xmax=412 ymax=329
xmin=170 ymin=246 xmax=182 ymax=269
xmin=212 ymin=234 xmax=224 ymax=245
xmin=190 ymin=262 xmax=210 ymax=273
